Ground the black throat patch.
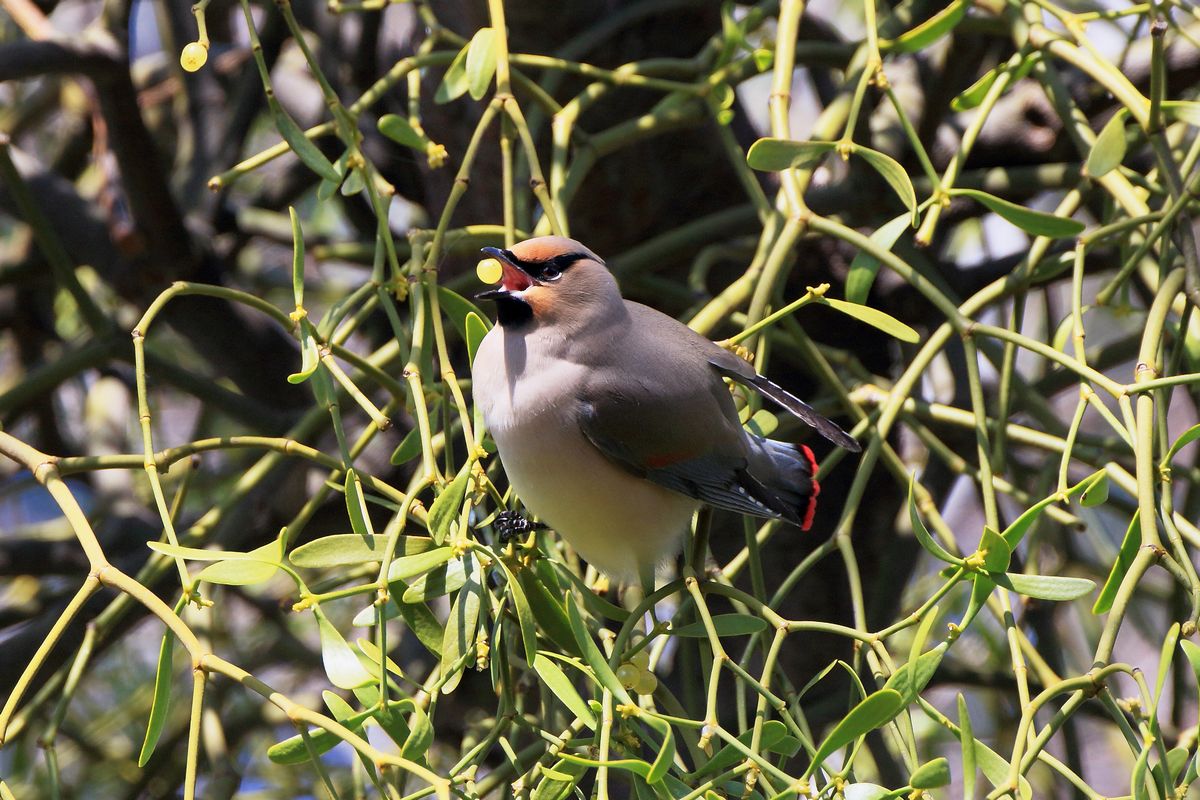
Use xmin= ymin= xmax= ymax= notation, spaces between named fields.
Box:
xmin=493 ymin=294 xmax=534 ymax=327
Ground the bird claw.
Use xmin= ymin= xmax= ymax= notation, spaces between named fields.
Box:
xmin=494 ymin=510 xmax=544 ymax=543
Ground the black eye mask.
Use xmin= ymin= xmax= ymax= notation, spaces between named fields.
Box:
xmin=499 ymin=250 xmax=588 ymax=281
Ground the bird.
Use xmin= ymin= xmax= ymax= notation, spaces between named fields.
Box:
xmin=470 ymin=236 xmax=861 ymax=583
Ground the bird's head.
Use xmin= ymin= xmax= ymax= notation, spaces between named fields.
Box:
xmin=476 ymin=236 xmax=621 ymax=328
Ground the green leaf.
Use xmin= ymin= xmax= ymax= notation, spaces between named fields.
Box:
xmin=951 ymin=188 xmax=1085 ymax=238
xmin=808 ymin=689 xmax=905 ymax=774
xmin=889 ymin=0 xmax=967 ymax=52
xmin=267 ymin=705 xmax=378 ymax=764
xmin=559 ymin=752 xmax=656 ymax=780
xmin=465 ymin=27 xmax=498 ymax=100
xmin=287 ymin=323 xmax=319 ymax=384
xmin=497 ymin=559 xmax=539 ymax=665
xmin=979 ymin=526 xmax=1011 ymax=573
xmin=884 ymin=643 xmax=946 ymax=701
xmin=344 ymin=469 xmax=375 ymax=538
xmin=316 ymin=608 xmax=374 ymax=689
xmin=518 ymin=568 xmax=579 ymax=655
xmin=378 ymin=114 xmax=427 ymax=150
xmin=466 ymin=312 xmax=490 ymax=365
xmin=355 ymin=638 xmax=405 ymax=679
xmin=399 ymin=598 xmax=446 ymax=655
xmin=1001 ymin=493 xmax=1059 ymax=549
xmin=533 ymin=654 xmax=597 ymax=728
xmin=435 ymin=42 xmax=471 ymax=104
xmin=904 ymin=605 xmax=939 ymax=705
xmin=1163 ymin=100 xmax=1200 ymax=126
xmin=387 ymin=547 xmax=455 ymax=582
xmin=138 ymin=630 xmax=175 ymax=766
xmin=1155 ymin=622 xmax=1181 ymax=705
xmin=1093 ymin=511 xmax=1141 ymax=615
xmin=437 ymin=286 xmax=490 ymax=343
xmin=289 ymin=206 xmax=305 ymax=307
xmin=403 ymin=554 xmax=472 ymax=602
xmin=641 ymin=714 xmax=675 ymax=784
xmin=746 ymin=138 xmax=836 ymax=171
xmin=566 ymin=599 xmax=631 ymax=702
xmin=1085 ymin=109 xmax=1129 ymax=178
xmin=427 ymin=464 xmax=471 ymax=544
xmin=744 ymin=408 xmax=778 ymax=437
xmin=1180 ymin=639 xmax=1200 ymax=685
xmin=1163 ymin=423 xmax=1200 ymax=466
xmin=951 ymin=67 xmax=1001 ymax=112
xmin=440 ymin=573 xmax=482 ymax=693
xmin=268 ymin=98 xmax=340 ymax=182
xmin=670 ymin=613 xmax=768 ymax=638
xmin=1080 ymin=471 xmax=1109 ymax=507
xmin=847 ymin=214 xmax=910 ymax=304
xmin=908 ymin=476 xmax=961 ymax=565
xmin=855 ymin=146 xmax=918 ymax=225
xmin=822 ymin=296 xmax=920 ymax=343
xmin=197 ymin=540 xmax=282 ymax=586
xmin=531 ymin=758 xmax=588 ymax=800
xmin=958 ymin=694 xmax=976 ymax=800
xmin=691 ymin=721 xmax=788 ymax=780
xmin=976 ymin=741 xmax=1033 ymax=800
xmin=291 ymin=534 xmax=434 ymax=568
xmin=391 ymin=425 xmax=425 ymax=466
xmin=840 ymin=785 xmax=891 ymax=800
xmin=1132 ymin=739 xmax=1153 ymax=800
xmin=992 ymin=572 xmax=1095 ymax=601
xmin=910 ymin=757 xmax=951 ymax=789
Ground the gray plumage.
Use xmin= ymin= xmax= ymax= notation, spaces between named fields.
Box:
xmin=471 ymin=236 xmax=858 ymax=579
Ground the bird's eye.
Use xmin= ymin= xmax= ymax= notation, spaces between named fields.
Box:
xmin=540 ymin=266 xmax=562 ymax=281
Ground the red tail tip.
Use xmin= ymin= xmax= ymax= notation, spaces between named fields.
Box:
xmin=800 ymin=445 xmax=820 ymax=531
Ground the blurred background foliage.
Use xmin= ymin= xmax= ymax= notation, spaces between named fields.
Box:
xmin=2 ymin=0 xmax=1200 ymax=798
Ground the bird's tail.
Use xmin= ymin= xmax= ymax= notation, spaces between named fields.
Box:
xmin=744 ymin=436 xmax=821 ymax=530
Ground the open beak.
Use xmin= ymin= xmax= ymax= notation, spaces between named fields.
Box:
xmin=476 ymin=246 xmax=536 ymax=300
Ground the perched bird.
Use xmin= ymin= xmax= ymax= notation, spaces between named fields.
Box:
xmin=471 ymin=236 xmax=860 ymax=582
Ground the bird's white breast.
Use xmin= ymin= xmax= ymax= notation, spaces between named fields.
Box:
xmin=472 ymin=326 xmax=698 ymax=579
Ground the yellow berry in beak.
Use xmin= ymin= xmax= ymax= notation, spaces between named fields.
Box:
xmin=180 ymin=42 xmax=208 ymax=72
xmin=477 ymin=258 xmax=503 ymax=285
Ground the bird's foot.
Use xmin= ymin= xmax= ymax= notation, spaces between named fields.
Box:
xmin=494 ymin=510 xmax=544 ymax=543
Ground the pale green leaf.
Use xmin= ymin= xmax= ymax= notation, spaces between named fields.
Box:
xmin=435 ymin=42 xmax=471 ymax=104
xmin=465 ymin=28 xmax=498 ymax=100
xmin=855 ymin=146 xmax=918 ymax=225
xmin=847 ymin=214 xmax=910 ymax=304
xmin=1093 ymin=511 xmax=1140 ymax=615
xmin=378 ymin=114 xmax=427 ymax=150
xmin=316 ymin=609 xmax=374 ymax=689
xmin=268 ymin=98 xmax=340 ymax=182
xmin=290 ymin=534 xmax=435 ymax=568
xmin=1085 ymin=109 xmax=1129 ymax=178
xmin=890 ymin=0 xmax=967 ymax=52
xmin=533 ymin=654 xmax=597 ymax=728
xmin=952 ymin=188 xmax=1085 ymax=238
xmin=908 ymin=476 xmax=961 ymax=564
xmin=822 ymin=296 xmax=919 ymax=342
xmin=670 ymin=613 xmax=768 ymax=638
xmin=910 ymin=757 xmax=951 ymax=788
xmin=809 ymin=689 xmax=905 ymax=773
xmin=466 ymin=312 xmax=490 ymax=366
xmin=138 ymin=630 xmax=175 ymax=766
xmin=197 ymin=540 xmax=282 ymax=586
xmin=428 ymin=464 xmax=471 ymax=544
xmin=992 ymin=572 xmax=1095 ymax=602
xmin=746 ymin=138 xmax=836 ymax=171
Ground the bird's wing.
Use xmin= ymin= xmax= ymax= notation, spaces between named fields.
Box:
xmin=576 ymin=369 xmax=787 ymax=520
xmin=708 ymin=352 xmax=861 ymax=452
